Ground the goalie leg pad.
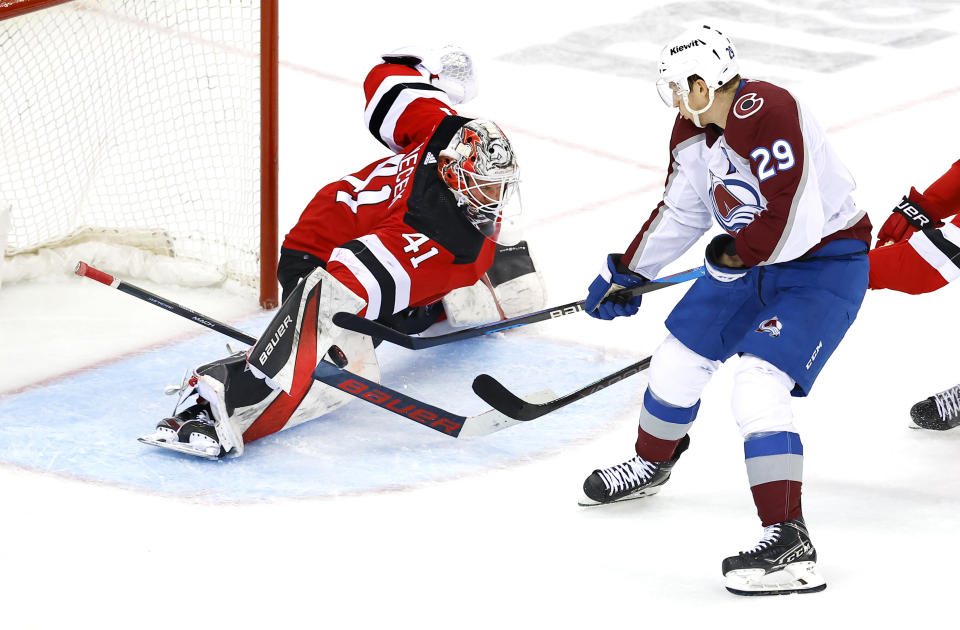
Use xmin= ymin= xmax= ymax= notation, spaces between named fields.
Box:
xmin=248 ymin=266 xmax=367 ymax=393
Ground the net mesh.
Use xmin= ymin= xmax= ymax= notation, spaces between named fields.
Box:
xmin=0 ymin=0 xmax=263 ymax=287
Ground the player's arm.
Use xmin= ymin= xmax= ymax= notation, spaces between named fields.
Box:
xmin=586 ymin=117 xmax=712 ymax=320
xmin=876 ymin=159 xmax=960 ymax=247
xmin=869 ymin=215 xmax=960 ymax=294
xmin=363 ymin=46 xmax=476 ymax=153
xmin=621 ymin=117 xmax=714 ymax=279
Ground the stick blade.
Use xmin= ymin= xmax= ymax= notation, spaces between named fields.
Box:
xmin=472 ymin=373 xmax=552 ymax=421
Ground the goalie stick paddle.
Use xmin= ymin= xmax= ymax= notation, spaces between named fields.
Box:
xmin=471 ymin=356 xmax=652 ymax=421
xmin=332 ymin=265 xmax=705 ymax=350
xmin=74 ymin=261 xmax=257 ymax=346
xmin=313 ymin=345 xmax=557 ymax=438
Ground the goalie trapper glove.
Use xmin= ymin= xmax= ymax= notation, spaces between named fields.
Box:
xmin=704 ymin=233 xmax=748 ymax=284
xmin=875 ymin=188 xmax=940 ymax=248
xmin=381 ymin=45 xmax=478 ymax=105
xmin=585 ymin=254 xmax=647 ymax=320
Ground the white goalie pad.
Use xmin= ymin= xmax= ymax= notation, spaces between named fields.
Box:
xmin=492 ymin=270 xmax=547 ymax=318
xmin=442 ymin=279 xmax=501 ymax=328
xmin=441 ymin=239 xmax=548 ymax=327
xmin=196 ymin=331 xmax=379 ymax=457
xmin=161 ymin=265 xmax=382 ymax=458
xmin=248 ymin=266 xmax=366 ymax=394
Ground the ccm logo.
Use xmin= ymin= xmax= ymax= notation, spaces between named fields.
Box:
xmin=337 ymin=379 xmax=462 ymax=435
xmin=259 ymin=315 xmax=293 ymax=365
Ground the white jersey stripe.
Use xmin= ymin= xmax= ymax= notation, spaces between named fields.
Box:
xmin=364 ymin=70 xmax=453 ymax=153
xmin=909 ymin=223 xmax=960 ymax=283
xmin=329 ymin=246 xmax=382 ymax=319
xmin=377 ymin=88 xmax=453 ymax=153
xmin=355 ymin=234 xmax=412 ymax=313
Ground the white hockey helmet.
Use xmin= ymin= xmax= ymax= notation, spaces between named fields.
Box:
xmin=439 ymin=119 xmax=521 ymax=243
xmin=656 ymin=25 xmax=739 ymax=124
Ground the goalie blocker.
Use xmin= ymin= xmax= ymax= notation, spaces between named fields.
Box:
xmin=142 ymin=266 xmax=380 ymax=458
xmin=441 ymin=240 xmax=546 ymax=327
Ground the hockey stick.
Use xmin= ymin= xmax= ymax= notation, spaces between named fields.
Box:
xmin=313 ymin=345 xmax=558 ymax=438
xmin=471 ymin=356 xmax=652 ymax=421
xmin=332 ymin=265 xmax=705 ymax=350
xmin=74 ymin=261 xmax=258 ymax=346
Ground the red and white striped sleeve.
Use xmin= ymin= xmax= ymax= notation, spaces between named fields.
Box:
xmin=869 ymin=213 xmax=960 ymax=294
xmin=362 ymin=63 xmax=457 ymax=153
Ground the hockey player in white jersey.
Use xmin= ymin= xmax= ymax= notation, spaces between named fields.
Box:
xmin=580 ymin=25 xmax=871 ymax=595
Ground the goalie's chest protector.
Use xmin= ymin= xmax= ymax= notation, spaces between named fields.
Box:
xmin=284 ymin=115 xmax=496 ymax=314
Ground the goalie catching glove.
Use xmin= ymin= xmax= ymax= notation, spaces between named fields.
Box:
xmin=381 ymin=44 xmax=478 ymax=105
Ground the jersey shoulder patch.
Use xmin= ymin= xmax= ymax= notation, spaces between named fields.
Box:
xmin=724 ymin=80 xmax=800 ymax=153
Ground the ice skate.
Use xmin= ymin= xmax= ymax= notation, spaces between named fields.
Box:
xmin=579 ymin=434 xmax=689 ymax=506
xmin=138 ymin=401 xmax=225 ymax=460
xmin=909 ymin=384 xmax=960 ymax=431
xmin=722 ymin=517 xmax=826 ymax=596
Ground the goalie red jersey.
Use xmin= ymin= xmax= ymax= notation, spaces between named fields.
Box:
xmin=282 ymin=61 xmax=497 ymax=320
xmin=870 ymin=160 xmax=960 ymax=294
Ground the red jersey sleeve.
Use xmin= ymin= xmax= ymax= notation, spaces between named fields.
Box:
xmin=363 ymin=63 xmax=458 ymax=153
xmin=919 ymin=159 xmax=960 ymax=221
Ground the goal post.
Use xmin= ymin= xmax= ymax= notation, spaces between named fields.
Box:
xmin=0 ymin=0 xmax=279 ymax=308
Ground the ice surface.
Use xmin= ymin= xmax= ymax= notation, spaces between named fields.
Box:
xmin=1 ymin=1 xmax=959 ymax=627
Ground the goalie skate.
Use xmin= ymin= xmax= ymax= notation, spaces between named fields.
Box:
xmin=138 ymin=403 xmax=225 ymax=460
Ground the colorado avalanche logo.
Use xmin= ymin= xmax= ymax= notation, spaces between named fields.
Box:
xmin=710 ymin=172 xmax=765 ymax=234
xmin=756 ymin=316 xmax=782 ymax=338
xmin=733 ymin=92 xmax=764 ymax=119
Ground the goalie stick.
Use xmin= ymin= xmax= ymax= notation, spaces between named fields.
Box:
xmin=313 ymin=345 xmax=557 ymax=438
xmin=332 ymin=265 xmax=705 ymax=350
xmin=471 ymin=356 xmax=652 ymax=421
xmin=75 ymin=261 xmax=257 ymax=345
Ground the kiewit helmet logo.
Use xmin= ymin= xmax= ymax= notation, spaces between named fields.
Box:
xmin=756 ymin=317 xmax=782 ymax=338
xmin=670 ymin=38 xmax=706 ymax=54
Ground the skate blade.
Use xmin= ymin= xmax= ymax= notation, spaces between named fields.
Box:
xmin=138 ymin=435 xmax=222 ymax=460
xmin=724 ymin=562 xmax=826 ymax=596
xmin=577 ymin=485 xmax=663 ymax=507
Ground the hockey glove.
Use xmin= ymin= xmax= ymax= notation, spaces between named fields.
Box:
xmin=875 ymin=188 xmax=940 ymax=248
xmin=704 ymin=234 xmax=748 ymax=284
xmin=585 ymin=254 xmax=647 ymax=320
xmin=381 ymin=45 xmax=478 ymax=105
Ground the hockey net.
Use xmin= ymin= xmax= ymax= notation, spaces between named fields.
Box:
xmin=0 ymin=0 xmax=278 ymax=307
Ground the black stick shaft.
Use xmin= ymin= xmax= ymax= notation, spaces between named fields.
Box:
xmin=333 ymin=265 xmax=705 ymax=350
xmin=472 ymin=356 xmax=652 ymax=421
xmin=75 ymin=261 xmax=257 ymax=346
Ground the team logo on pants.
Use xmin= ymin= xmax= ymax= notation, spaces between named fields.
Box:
xmin=756 ymin=316 xmax=782 ymax=337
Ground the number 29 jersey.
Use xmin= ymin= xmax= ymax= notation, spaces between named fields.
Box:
xmin=624 ymin=79 xmax=872 ymax=277
xmin=282 ymin=62 xmax=496 ymax=320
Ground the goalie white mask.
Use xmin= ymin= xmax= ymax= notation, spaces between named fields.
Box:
xmin=438 ymin=119 xmax=521 ymax=244
xmin=656 ymin=25 xmax=739 ymax=127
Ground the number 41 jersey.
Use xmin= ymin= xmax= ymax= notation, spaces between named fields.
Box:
xmin=282 ymin=63 xmax=496 ymax=321
xmin=624 ymin=79 xmax=872 ymax=277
